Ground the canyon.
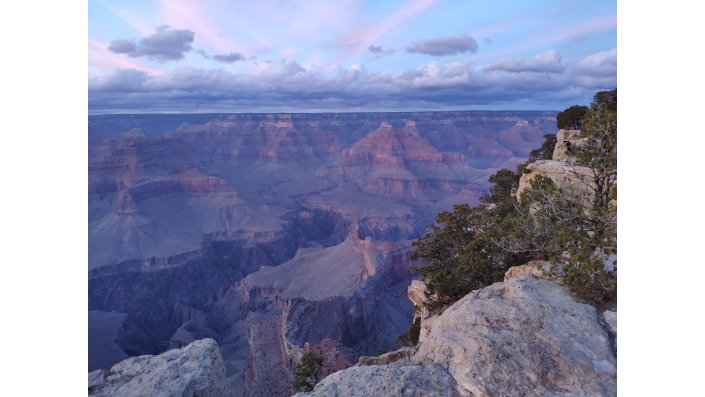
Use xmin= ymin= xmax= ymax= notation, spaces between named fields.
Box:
xmin=88 ymin=111 xmax=556 ymax=395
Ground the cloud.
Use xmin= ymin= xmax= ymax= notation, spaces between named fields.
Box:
xmin=405 ymin=34 xmax=478 ymax=56
xmin=89 ymin=69 xmax=151 ymax=92
xmin=108 ymin=25 xmax=195 ymax=62
xmin=212 ymin=52 xmax=246 ymax=63
xmin=367 ymin=44 xmax=396 ymax=60
xmin=107 ymin=40 xmax=136 ymax=54
xmin=574 ymin=48 xmax=616 ymax=77
xmin=484 ymin=50 xmax=564 ymax=73
xmin=89 ymin=38 xmax=163 ymax=75
xmin=89 ymin=49 xmax=616 ymax=113
xmin=333 ymin=0 xmax=437 ymax=63
xmin=570 ymin=48 xmax=617 ymax=89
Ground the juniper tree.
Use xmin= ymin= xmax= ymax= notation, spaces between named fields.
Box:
xmin=573 ymin=90 xmax=617 ymax=209
xmin=292 ymin=352 xmax=323 ymax=392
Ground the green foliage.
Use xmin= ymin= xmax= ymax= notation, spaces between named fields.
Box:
xmin=556 ymin=105 xmax=588 ymax=129
xmin=529 ymin=134 xmax=557 ymax=161
xmin=593 ymin=89 xmax=617 ymax=111
xmin=375 ymin=347 xmax=391 ymax=357
xmin=292 ymin=352 xmax=323 ymax=393
xmin=407 ymin=317 xmax=421 ymax=346
xmin=574 ymin=89 xmax=617 ymax=208
xmin=410 ymin=89 xmax=617 ymax=309
xmin=499 ymin=175 xmax=587 ymax=260
xmin=411 ymin=204 xmax=507 ymax=311
xmin=563 ymin=249 xmax=617 ymax=305
xmin=412 ymin=164 xmax=531 ymax=311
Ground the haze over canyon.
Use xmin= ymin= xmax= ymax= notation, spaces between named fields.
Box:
xmin=88 ymin=111 xmax=555 ymax=396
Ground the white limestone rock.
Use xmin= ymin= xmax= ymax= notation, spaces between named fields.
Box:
xmin=552 ymin=129 xmax=586 ymax=162
xmin=412 ymin=276 xmax=616 ymax=396
xmin=294 ymin=363 xmax=462 ymax=397
xmin=88 ymin=338 xmax=231 ymax=397
xmin=516 ymin=159 xmax=595 ymax=205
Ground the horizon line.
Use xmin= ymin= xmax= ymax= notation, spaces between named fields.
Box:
xmin=88 ymin=109 xmax=560 ymax=117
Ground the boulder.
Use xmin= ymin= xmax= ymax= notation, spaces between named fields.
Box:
xmin=412 ymin=276 xmax=616 ymax=396
xmin=294 ymin=363 xmax=462 ymax=397
xmin=603 ymin=310 xmax=617 ymax=334
xmin=88 ymin=338 xmax=231 ymax=397
xmin=407 ymin=280 xmax=429 ymax=309
xmin=357 ymin=347 xmax=415 ymax=366
xmin=552 ymin=129 xmax=586 ymax=162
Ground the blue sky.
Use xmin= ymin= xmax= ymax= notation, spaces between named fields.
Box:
xmin=88 ymin=0 xmax=616 ymax=113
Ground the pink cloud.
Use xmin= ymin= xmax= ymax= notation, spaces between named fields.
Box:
xmin=475 ymin=14 xmax=617 ymax=62
xmin=157 ymin=0 xmax=251 ymax=54
xmin=334 ymin=0 xmax=437 ymax=62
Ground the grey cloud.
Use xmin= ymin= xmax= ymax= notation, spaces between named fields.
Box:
xmin=367 ymin=44 xmax=396 ymax=60
xmin=485 ymin=50 xmax=564 ymax=73
xmin=406 ymin=34 xmax=478 ymax=56
xmin=573 ymin=48 xmax=616 ymax=77
xmin=89 ymin=50 xmax=615 ymax=113
xmin=88 ymin=69 xmax=149 ymax=92
xmin=109 ymin=25 xmax=195 ymax=62
xmin=212 ymin=52 xmax=245 ymax=63
xmin=108 ymin=40 xmax=136 ymax=54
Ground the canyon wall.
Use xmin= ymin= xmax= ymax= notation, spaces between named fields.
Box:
xmin=88 ymin=111 xmax=556 ymax=395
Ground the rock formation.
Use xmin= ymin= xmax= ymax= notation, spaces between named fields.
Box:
xmin=88 ymin=111 xmax=558 ymax=395
xmin=412 ymin=276 xmax=616 ymax=396
xmin=503 ymin=259 xmax=560 ymax=281
xmin=294 ymin=363 xmax=462 ymax=397
xmin=356 ymin=347 xmax=415 ymax=366
xmin=300 ymin=274 xmax=616 ymax=397
xmin=552 ymin=129 xmax=586 ymax=162
xmin=88 ymin=338 xmax=230 ymax=397
xmin=407 ymin=280 xmax=434 ymax=343
xmin=515 ymin=159 xmax=595 ymax=203
xmin=603 ymin=309 xmax=618 ymax=352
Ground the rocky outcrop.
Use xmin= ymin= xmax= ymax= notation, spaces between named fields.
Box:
xmin=503 ymin=259 xmax=561 ymax=281
xmin=407 ymin=280 xmax=429 ymax=310
xmin=603 ymin=310 xmax=617 ymax=351
xmin=412 ymin=276 xmax=616 ymax=396
xmin=356 ymin=347 xmax=415 ymax=366
xmin=552 ymin=129 xmax=586 ymax=162
xmin=308 ymin=275 xmax=616 ymax=397
xmin=603 ymin=310 xmax=617 ymax=335
xmin=294 ymin=363 xmax=462 ymax=397
xmin=407 ymin=280 xmax=435 ymax=343
xmin=516 ymin=159 xmax=595 ymax=203
xmin=88 ymin=338 xmax=230 ymax=397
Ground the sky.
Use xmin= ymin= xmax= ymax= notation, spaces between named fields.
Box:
xmin=88 ymin=0 xmax=616 ymax=114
